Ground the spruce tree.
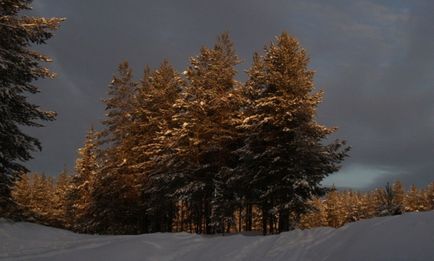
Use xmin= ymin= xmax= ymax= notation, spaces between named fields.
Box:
xmin=0 ymin=0 xmax=63 ymax=217
xmin=377 ymin=182 xmax=402 ymax=216
xmin=365 ymin=190 xmax=381 ymax=218
xmin=11 ymin=172 xmax=32 ymax=218
xmin=392 ymin=180 xmax=405 ymax=212
xmin=132 ymin=61 xmax=183 ymax=233
xmin=425 ymin=182 xmax=434 ymax=210
xmin=325 ymin=190 xmax=345 ymax=227
xmin=52 ymin=168 xmax=69 ymax=227
xmin=405 ymin=185 xmax=427 ymax=212
xmin=299 ymin=197 xmax=327 ymax=229
xmin=349 ymin=191 xmax=369 ymax=221
xmin=66 ymin=127 xmax=98 ymax=232
xmin=92 ymin=62 xmax=141 ymax=234
xmin=237 ymin=33 xmax=349 ymax=233
xmin=162 ymin=33 xmax=242 ymax=233
xmin=29 ymin=172 xmax=51 ymax=223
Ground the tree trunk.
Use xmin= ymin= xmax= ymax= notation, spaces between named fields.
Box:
xmin=238 ymin=206 xmax=242 ymax=232
xmin=262 ymin=207 xmax=267 ymax=235
xmin=245 ymin=203 xmax=253 ymax=231
xmin=278 ymin=209 xmax=290 ymax=232
xmin=269 ymin=213 xmax=274 ymax=234
xmin=180 ymin=202 xmax=185 ymax=232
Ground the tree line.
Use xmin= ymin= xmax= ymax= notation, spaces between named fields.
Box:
xmin=299 ymin=181 xmax=434 ymax=229
xmin=12 ymin=173 xmax=434 ymax=233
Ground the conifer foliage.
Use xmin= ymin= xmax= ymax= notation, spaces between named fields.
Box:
xmin=235 ymin=33 xmax=349 ymax=233
xmin=156 ymin=33 xmax=243 ymax=234
xmin=14 ymin=33 xmax=355 ymax=234
xmin=0 ymin=0 xmax=63 ymax=216
xmin=60 ymin=33 xmax=350 ymax=234
xmin=299 ymin=181 xmax=434 ymax=229
xmin=12 ymin=172 xmax=434 ymax=233
xmin=1 ymin=2 xmax=433 ymax=238
xmin=12 ymin=171 xmax=70 ymax=226
xmin=65 ymin=127 xmax=99 ymax=232
xmin=91 ymin=62 xmax=142 ymax=234
xmin=134 ymin=60 xmax=183 ymax=233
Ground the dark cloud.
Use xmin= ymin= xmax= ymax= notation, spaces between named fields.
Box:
xmin=26 ymin=0 xmax=434 ymax=189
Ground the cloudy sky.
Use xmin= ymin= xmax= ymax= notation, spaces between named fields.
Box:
xmin=26 ymin=0 xmax=434 ymax=190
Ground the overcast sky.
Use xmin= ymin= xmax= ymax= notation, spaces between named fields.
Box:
xmin=26 ymin=0 xmax=434 ymax=190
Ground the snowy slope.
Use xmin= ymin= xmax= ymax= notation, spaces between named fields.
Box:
xmin=1 ymin=211 xmax=434 ymax=261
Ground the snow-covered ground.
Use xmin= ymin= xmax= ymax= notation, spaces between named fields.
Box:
xmin=1 ymin=211 xmax=434 ymax=261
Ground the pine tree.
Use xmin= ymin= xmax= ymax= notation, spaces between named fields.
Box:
xmin=237 ymin=33 xmax=349 ymax=233
xmin=392 ymin=181 xmax=405 ymax=213
xmin=13 ymin=171 xmax=68 ymax=226
xmin=363 ymin=190 xmax=381 ymax=218
xmin=342 ymin=191 xmax=359 ymax=223
xmin=66 ymin=127 xmax=99 ymax=232
xmin=405 ymin=185 xmax=427 ymax=212
xmin=132 ymin=61 xmax=183 ymax=233
xmin=0 ymin=0 xmax=63 ymax=217
xmin=377 ymin=182 xmax=402 ymax=216
xmin=325 ymin=190 xmax=346 ymax=227
xmin=299 ymin=197 xmax=327 ymax=229
xmin=28 ymin=173 xmax=52 ymax=223
xmin=356 ymin=192 xmax=372 ymax=220
xmin=425 ymin=182 xmax=434 ymax=210
xmin=11 ymin=172 xmax=32 ymax=218
xmin=161 ymin=33 xmax=242 ymax=233
xmin=52 ymin=168 xmax=69 ymax=227
xmin=91 ymin=62 xmax=141 ymax=234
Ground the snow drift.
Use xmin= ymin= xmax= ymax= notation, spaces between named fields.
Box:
xmin=1 ymin=211 xmax=434 ymax=261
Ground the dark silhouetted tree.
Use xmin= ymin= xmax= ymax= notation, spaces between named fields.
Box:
xmin=0 ymin=0 xmax=63 ymax=217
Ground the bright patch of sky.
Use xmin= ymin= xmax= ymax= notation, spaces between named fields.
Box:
xmin=323 ymin=164 xmax=400 ymax=190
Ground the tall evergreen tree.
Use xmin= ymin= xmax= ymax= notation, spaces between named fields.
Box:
xmin=66 ymin=127 xmax=98 ymax=232
xmin=236 ymin=33 xmax=349 ymax=233
xmin=132 ymin=61 xmax=183 ymax=233
xmin=0 ymin=0 xmax=63 ymax=217
xmin=161 ymin=33 xmax=243 ymax=233
xmin=91 ymin=62 xmax=141 ymax=234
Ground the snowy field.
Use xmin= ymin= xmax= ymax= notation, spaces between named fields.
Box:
xmin=1 ymin=211 xmax=434 ymax=261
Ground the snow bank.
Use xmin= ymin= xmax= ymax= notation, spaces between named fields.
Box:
xmin=1 ymin=211 xmax=434 ymax=261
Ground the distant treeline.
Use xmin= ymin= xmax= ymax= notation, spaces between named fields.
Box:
xmin=10 ymin=33 xmax=353 ymax=235
xmin=12 ymin=173 xmax=434 ymax=233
